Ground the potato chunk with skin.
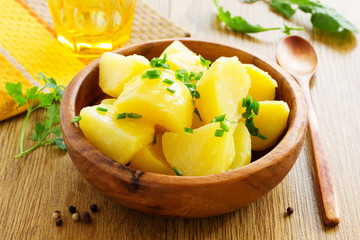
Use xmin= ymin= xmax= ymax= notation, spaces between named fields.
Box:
xmin=162 ymin=122 xmax=235 ymax=176
xmin=196 ymin=57 xmax=251 ymax=123
xmin=245 ymin=64 xmax=278 ymax=101
xmin=129 ymin=134 xmax=175 ymax=175
xmin=115 ymin=69 xmax=193 ymax=132
xmin=99 ymin=52 xmax=149 ymax=98
xmin=229 ymin=122 xmax=251 ymax=170
xmin=251 ymin=101 xmax=290 ymax=151
xmin=79 ymin=103 xmax=154 ymax=165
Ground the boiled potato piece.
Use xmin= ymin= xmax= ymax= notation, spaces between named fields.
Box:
xmin=251 ymin=101 xmax=290 ymax=151
xmin=229 ymin=122 xmax=251 ymax=170
xmin=160 ymin=40 xmax=196 ymax=57
xmin=99 ymin=52 xmax=149 ymax=98
xmin=129 ymin=134 xmax=175 ymax=175
xmin=115 ymin=69 xmax=193 ymax=132
xmin=162 ymin=122 xmax=235 ymax=176
xmin=245 ymin=64 xmax=278 ymax=101
xmin=79 ymin=103 xmax=154 ymax=165
xmin=196 ymin=57 xmax=251 ymax=123
xmin=166 ymin=52 xmax=207 ymax=73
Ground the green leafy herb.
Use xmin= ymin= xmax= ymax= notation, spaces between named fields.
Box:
xmin=199 ymin=55 xmax=212 ymax=69
xmin=150 ymin=53 xmax=170 ymax=69
xmin=96 ymin=107 xmax=108 ymax=112
xmin=214 ymin=0 xmax=303 ymax=35
xmin=241 ymin=95 xmax=267 ymax=140
xmin=5 ymin=73 xmax=66 ymax=158
xmin=194 ymin=108 xmax=202 ymax=122
xmin=142 ymin=69 xmax=162 ymax=79
xmin=127 ymin=113 xmax=142 ymax=118
xmin=215 ymin=129 xmax=225 ymax=137
xmin=71 ymin=116 xmax=82 ymax=123
xmin=184 ymin=127 xmax=193 ymax=134
xmin=173 ymin=167 xmax=183 ymax=176
xmin=116 ymin=113 xmax=127 ymax=119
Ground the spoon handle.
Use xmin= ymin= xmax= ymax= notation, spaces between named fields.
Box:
xmin=299 ymin=80 xmax=340 ymax=227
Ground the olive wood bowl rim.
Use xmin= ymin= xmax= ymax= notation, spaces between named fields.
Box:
xmin=60 ymin=38 xmax=307 ymax=186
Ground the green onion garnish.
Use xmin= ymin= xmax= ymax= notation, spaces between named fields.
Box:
xmin=184 ymin=127 xmax=193 ymax=133
xmin=96 ymin=107 xmax=108 ymax=112
xmin=173 ymin=167 xmax=183 ymax=176
xmin=152 ymin=135 xmax=157 ymax=145
xmin=71 ymin=116 xmax=82 ymax=123
xmin=199 ymin=54 xmax=212 ymax=69
xmin=166 ymin=87 xmax=176 ymax=94
xmin=242 ymin=96 xmax=267 ymax=140
xmin=162 ymin=78 xmax=174 ymax=85
xmin=127 ymin=113 xmax=142 ymax=118
xmin=220 ymin=121 xmax=230 ymax=132
xmin=212 ymin=114 xmax=226 ymax=123
xmin=150 ymin=54 xmax=170 ymax=69
xmin=194 ymin=108 xmax=202 ymax=122
xmin=116 ymin=113 xmax=127 ymax=119
xmin=215 ymin=129 xmax=224 ymax=137
xmin=142 ymin=69 xmax=161 ymax=79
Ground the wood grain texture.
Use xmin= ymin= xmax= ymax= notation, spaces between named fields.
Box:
xmin=1 ymin=0 xmax=360 ymax=239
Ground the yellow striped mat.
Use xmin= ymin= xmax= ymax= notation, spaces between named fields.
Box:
xmin=0 ymin=0 xmax=189 ymax=121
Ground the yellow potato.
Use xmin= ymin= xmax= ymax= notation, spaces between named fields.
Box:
xmin=115 ymin=69 xmax=193 ymax=132
xmin=196 ymin=56 xmax=251 ymax=123
xmin=162 ymin=122 xmax=235 ymax=176
xmin=166 ymin=52 xmax=207 ymax=73
xmin=99 ymin=52 xmax=149 ymax=98
xmin=160 ymin=40 xmax=196 ymax=57
xmin=251 ymin=101 xmax=290 ymax=151
xmin=129 ymin=134 xmax=175 ymax=175
xmin=245 ymin=64 xmax=278 ymax=101
xmin=79 ymin=103 xmax=154 ymax=165
xmin=229 ymin=122 xmax=251 ymax=170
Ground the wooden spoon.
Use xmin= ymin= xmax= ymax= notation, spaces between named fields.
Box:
xmin=276 ymin=35 xmax=340 ymax=227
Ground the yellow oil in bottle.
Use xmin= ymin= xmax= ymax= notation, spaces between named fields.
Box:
xmin=47 ymin=0 xmax=137 ymax=57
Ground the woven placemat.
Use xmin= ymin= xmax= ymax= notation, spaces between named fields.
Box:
xmin=0 ymin=0 xmax=190 ymax=121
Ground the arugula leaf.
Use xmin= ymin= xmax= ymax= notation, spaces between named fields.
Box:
xmin=270 ymin=0 xmax=358 ymax=33
xmin=270 ymin=0 xmax=296 ymax=18
xmin=6 ymin=73 xmax=67 ymax=158
xmin=214 ymin=0 xmax=302 ymax=34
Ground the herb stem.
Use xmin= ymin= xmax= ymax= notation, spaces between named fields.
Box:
xmin=15 ymin=139 xmax=54 ymax=159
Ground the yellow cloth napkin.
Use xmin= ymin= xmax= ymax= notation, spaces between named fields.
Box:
xmin=0 ymin=0 xmax=86 ymax=121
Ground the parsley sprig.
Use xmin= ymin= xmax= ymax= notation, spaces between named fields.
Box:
xmin=241 ymin=95 xmax=267 ymax=140
xmin=5 ymin=73 xmax=66 ymax=158
xmin=214 ymin=0 xmax=303 ymax=35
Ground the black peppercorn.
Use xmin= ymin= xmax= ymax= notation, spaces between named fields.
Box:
xmin=68 ymin=205 xmax=76 ymax=214
xmin=55 ymin=219 xmax=62 ymax=226
xmin=80 ymin=211 xmax=91 ymax=223
xmin=90 ymin=204 xmax=98 ymax=213
xmin=287 ymin=207 xmax=294 ymax=216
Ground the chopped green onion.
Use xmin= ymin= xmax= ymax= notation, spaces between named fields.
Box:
xmin=199 ymin=54 xmax=212 ymax=69
xmin=162 ymin=78 xmax=174 ymax=85
xmin=127 ymin=113 xmax=142 ymax=118
xmin=96 ymin=107 xmax=108 ymax=112
xmin=194 ymin=72 xmax=203 ymax=80
xmin=175 ymin=71 xmax=185 ymax=81
xmin=173 ymin=167 xmax=183 ymax=176
xmin=166 ymin=87 xmax=176 ymax=94
xmin=215 ymin=129 xmax=224 ymax=137
xmin=152 ymin=135 xmax=157 ymax=145
xmin=150 ymin=54 xmax=170 ymax=69
xmin=194 ymin=108 xmax=202 ymax=122
xmin=220 ymin=121 xmax=230 ymax=132
xmin=212 ymin=114 xmax=226 ymax=123
xmin=116 ymin=113 xmax=127 ymax=119
xmin=142 ymin=69 xmax=161 ymax=79
xmin=242 ymin=95 xmax=267 ymax=140
xmin=71 ymin=116 xmax=82 ymax=123
xmin=184 ymin=127 xmax=193 ymax=133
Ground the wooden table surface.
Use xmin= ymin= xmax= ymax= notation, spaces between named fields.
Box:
xmin=1 ymin=0 xmax=360 ymax=239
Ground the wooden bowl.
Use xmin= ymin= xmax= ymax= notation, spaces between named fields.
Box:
xmin=60 ymin=39 xmax=307 ymax=218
